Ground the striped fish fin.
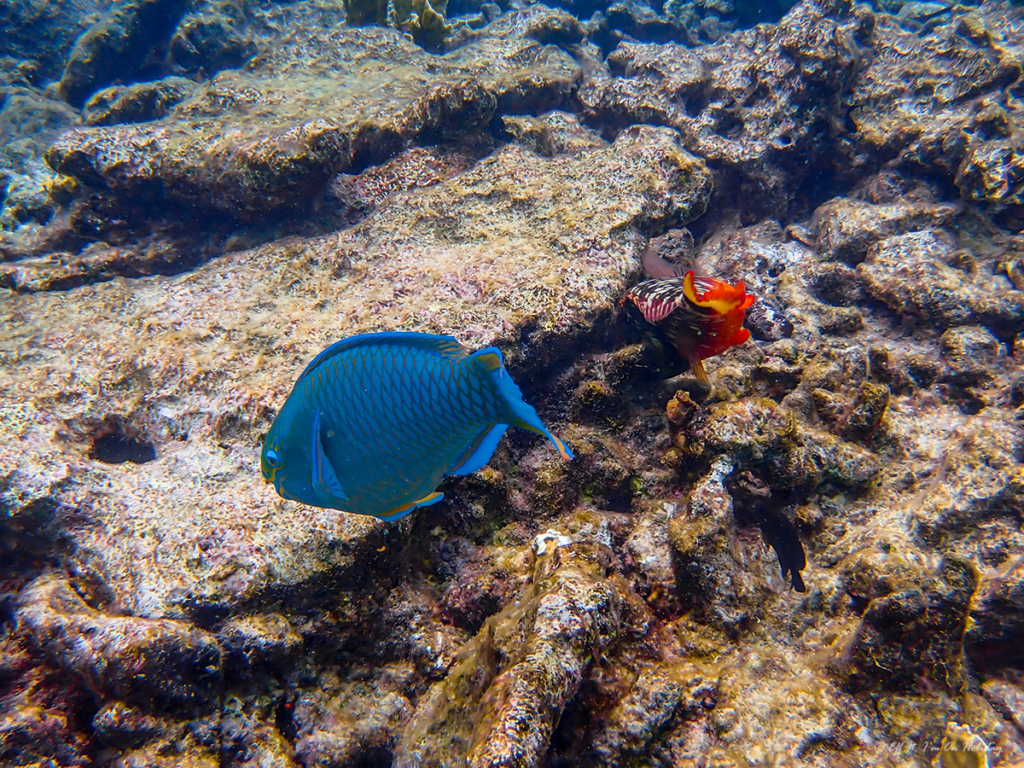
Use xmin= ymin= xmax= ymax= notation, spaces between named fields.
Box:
xmin=296 ymin=332 xmax=466 ymax=382
xmin=626 ymin=277 xmax=687 ymax=325
xmin=472 ymin=348 xmax=573 ymax=461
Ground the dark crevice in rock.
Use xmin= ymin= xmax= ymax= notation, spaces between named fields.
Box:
xmin=274 ymin=690 xmax=299 ymax=744
xmin=88 ymin=425 xmax=157 ymax=465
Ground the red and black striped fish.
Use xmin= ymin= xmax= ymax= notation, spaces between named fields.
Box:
xmin=622 ymin=271 xmax=756 ymax=384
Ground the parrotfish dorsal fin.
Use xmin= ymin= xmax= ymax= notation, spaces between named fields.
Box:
xmin=297 ymin=332 xmax=466 ymax=382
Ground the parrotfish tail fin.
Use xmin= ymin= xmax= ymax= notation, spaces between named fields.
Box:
xmin=471 ymin=347 xmax=574 ymax=461
xmin=687 ymin=355 xmax=710 ymax=385
xmin=312 ymin=410 xmax=349 ymax=502
xmin=377 ymin=491 xmax=444 ymax=522
xmin=449 ymin=423 xmax=509 ymax=476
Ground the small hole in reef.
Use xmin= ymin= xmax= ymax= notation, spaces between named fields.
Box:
xmin=89 ymin=426 xmax=157 ymax=464
xmin=953 ymin=390 xmax=985 ymax=416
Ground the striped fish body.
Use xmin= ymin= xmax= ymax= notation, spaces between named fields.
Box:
xmin=261 ymin=333 xmax=571 ymax=520
xmin=622 ymin=272 xmax=755 ymax=384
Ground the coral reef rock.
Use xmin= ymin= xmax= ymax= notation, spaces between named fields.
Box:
xmin=46 ymin=8 xmax=586 ymax=220
xmin=3 ymin=1 xmax=1024 ymax=767
xmin=0 ymin=122 xmax=707 ymax=619
xmin=395 ymin=537 xmax=623 ymax=767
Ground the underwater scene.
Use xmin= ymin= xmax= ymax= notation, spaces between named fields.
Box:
xmin=3 ymin=0 xmax=1024 ymax=765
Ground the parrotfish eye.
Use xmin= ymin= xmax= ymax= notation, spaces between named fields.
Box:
xmin=265 ymin=449 xmax=282 ymax=469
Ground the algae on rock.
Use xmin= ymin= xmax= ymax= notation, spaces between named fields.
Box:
xmin=346 ymin=0 xmax=453 ymax=50
xmin=395 ymin=537 xmax=623 ymax=767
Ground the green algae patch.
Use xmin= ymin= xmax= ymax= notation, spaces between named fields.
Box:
xmin=345 ymin=0 xmax=452 ymax=50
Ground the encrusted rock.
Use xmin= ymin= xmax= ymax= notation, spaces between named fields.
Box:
xmin=841 ymin=380 xmax=891 ymax=441
xmin=56 ymin=0 xmax=191 ymax=108
xmin=625 ymin=499 xmax=679 ymax=616
xmin=939 ymin=325 xmax=1003 ymax=385
xmin=982 ymin=679 xmax=1024 ymax=735
xmin=0 ymin=86 xmax=79 ymax=233
xmin=588 ymin=660 xmax=716 ymax=767
xmin=685 ymin=399 xmax=794 ymax=465
xmin=0 ymin=633 xmax=93 ymax=767
xmin=4 ymin=3 xmax=1024 ymax=766
xmin=745 ymin=297 xmax=794 ymax=342
xmin=847 ymin=557 xmax=977 ymax=693
xmin=17 ymin=575 xmax=223 ymax=711
xmin=713 ymin=649 xmax=866 ymax=763
xmin=967 ymin=558 xmax=1024 ymax=672
xmin=82 ymin=77 xmax=198 ymax=126
xmin=683 ymin=396 xmax=880 ymax=490
xmin=395 ymin=538 xmax=622 ymax=767
xmin=294 ymin=682 xmax=412 ymax=767
xmin=91 ymin=701 xmax=176 ymax=749
xmin=813 ymin=197 xmax=960 ymax=264
xmin=848 ymin=9 xmax=1023 ymax=198
xmin=2 ymin=123 xmax=705 ymax=618
xmin=669 ymin=456 xmax=742 ymax=609
xmin=0 ymin=0 xmax=107 ymax=81
xmin=168 ymin=0 xmax=257 ymax=75
xmin=216 ymin=613 xmax=303 ymax=672
xmin=47 ymin=10 xmax=585 ymax=219
xmin=956 ymin=95 xmax=1024 ymax=208
xmin=502 ymin=110 xmax=606 ymax=157
xmin=858 ymin=229 xmax=1024 ymax=339
xmin=578 ymin=2 xmax=868 ymax=216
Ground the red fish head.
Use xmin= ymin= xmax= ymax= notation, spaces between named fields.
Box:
xmin=681 ymin=271 xmax=756 ymax=360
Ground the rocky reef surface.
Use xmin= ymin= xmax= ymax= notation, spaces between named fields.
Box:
xmin=3 ymin=0 xmax=1024 ymax=766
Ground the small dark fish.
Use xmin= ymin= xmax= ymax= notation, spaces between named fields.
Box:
xmin=261 ymin=332 xmax=572 ymax=520
xmin=622 ymin=271 xmax=756 ymax=384
xmin=759 ymin=513 xmax=807 ymax=592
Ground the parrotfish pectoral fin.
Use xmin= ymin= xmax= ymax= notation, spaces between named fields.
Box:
xmin=377 ymin=491 xmax=445 ymax=522
xmin=473 ymin=347 xmax=574 ymax=461
xmin=450 ymin=424 xmax=508 ymax=476
xmin=311 ymin=410 xmax=349 ymax=502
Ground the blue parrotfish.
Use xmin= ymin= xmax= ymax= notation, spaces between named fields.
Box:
xmin=261 ymin=332 xmax=573 ymax=521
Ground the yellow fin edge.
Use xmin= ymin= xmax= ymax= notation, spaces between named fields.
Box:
xmin=377 ymin=491 xmax=444 ymax=522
